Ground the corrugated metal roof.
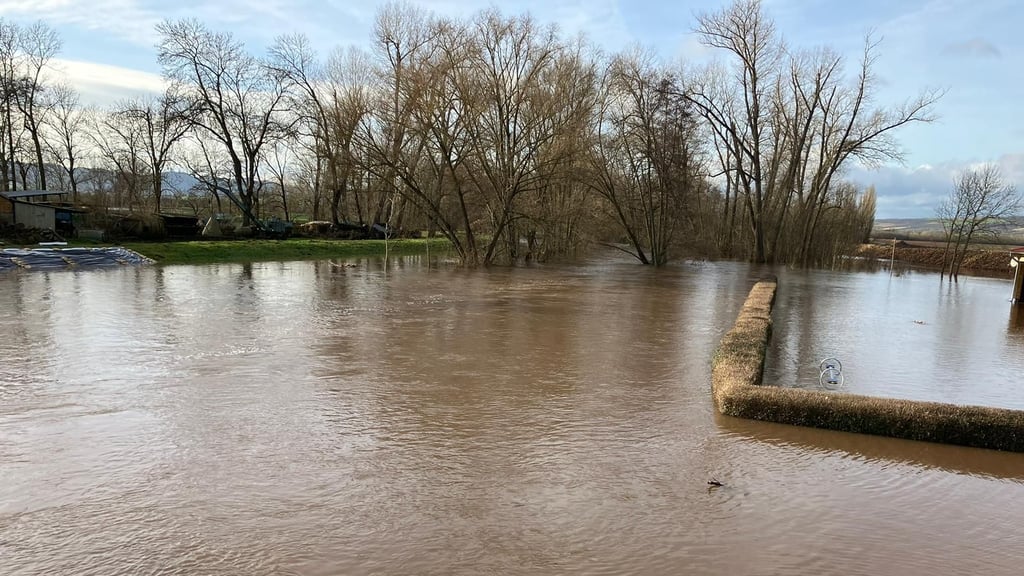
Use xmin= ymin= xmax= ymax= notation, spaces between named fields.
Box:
xmin=0 ymin=190 xmax=69 ymax=200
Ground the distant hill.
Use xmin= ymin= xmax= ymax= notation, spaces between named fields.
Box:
xmin=8 ymin=164 xmax=201 ymax=195
xmin=162 ymin=171 xmax=200 ymax=193
xmin=873 ymin=217 xmax=1024 ymax=244
xmin=873 ymin=218 xmax=944 ymax=235
xmin=72 ymin=168 xmax=199 ymax=193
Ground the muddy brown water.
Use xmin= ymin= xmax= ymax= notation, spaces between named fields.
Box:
xmin=1 ymin=256 xmax=1023 ymax=575
xmin=764 ymin=265 xmax=1024 ymax=409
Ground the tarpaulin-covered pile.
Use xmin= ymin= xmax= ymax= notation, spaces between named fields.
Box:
xmin=0 ymin=247 xmax=155 ymax=272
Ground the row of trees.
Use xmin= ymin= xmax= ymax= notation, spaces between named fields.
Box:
xmin=1 ymin=0 xmax=939 ymax=266
xmin=1 ymin=20 xmax=61 ymax=193
xmin=689 ymin=3 xmax=937 ymax=265
xmin=0 ymin=19 xmax=198 ymax=213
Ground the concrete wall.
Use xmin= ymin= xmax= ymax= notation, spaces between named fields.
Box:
xmin=712 ymin=278 xmax=1024 ymax=453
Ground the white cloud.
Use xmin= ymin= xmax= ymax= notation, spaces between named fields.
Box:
xmin=943 ymin=37 xmax=1002 ymax=58
xmin=0 ymin=0 xmax=304 ymax=45
xmin=47 ymin=58 xmax=166 ymax=105
xmin=676 ymin=33 xmax=713 ymax=64
xmin=848 ymin=153 xmax=1024 ymax=218
xmin=181 ymin=0 xmax=294 ymax=29
xmin=343 ymin=0 xmax=633 ymax=49
xmin=0 ymin=0 xmax=160 ymax=45
xmin=542 ymin=0 xmax=631 ymax=48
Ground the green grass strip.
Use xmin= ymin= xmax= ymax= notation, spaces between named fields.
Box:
xmin=113 ymin=238 xmax=452 ymax=265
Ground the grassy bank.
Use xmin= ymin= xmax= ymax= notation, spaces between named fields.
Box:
xmin=712 ymin=278 xmax=1024 ymax=452
xmin=116 ymin=238 xmax=452 ymax=265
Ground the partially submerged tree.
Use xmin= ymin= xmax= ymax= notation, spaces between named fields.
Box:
xmin=354 ymin=6 xmax=598 ymax=265
xmin=938 ymin=165 xmax=1020 ymax=281
xmin=459 ymin=9 xmax=594 ymax=264
xmin=0 ymin=3 xmax=941 ymax=270
xmin=590 ymin=48 xmax=699 ymax=266
xmin=689 ymin=0 xmax=940 ymax=264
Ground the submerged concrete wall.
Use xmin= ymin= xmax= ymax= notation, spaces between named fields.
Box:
xmin=712 ymin=277 xmax=1024 ymax=453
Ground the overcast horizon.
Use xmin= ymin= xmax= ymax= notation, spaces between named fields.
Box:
xmin=1 ymin=0 xmax=1020 ymax=219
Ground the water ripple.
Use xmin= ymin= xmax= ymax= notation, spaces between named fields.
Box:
xmin=1 ymin=259 xmax=1023 ymax=575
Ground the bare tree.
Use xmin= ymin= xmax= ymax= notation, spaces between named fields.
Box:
xmin=370 ymin=1 xmax=439 ymax=230
xmin=181 ymin=134 xmax=233 ymax=215
xmin=43 ymin=83 xmax=88 ymax=201
xmin=89 ymin=107 xmax=148 ymax=210
xmin=265 ymin=140 xmax=292 ymax=221
xmin=15 ymin=21 xmax=60 ymax=190
xmin=938 ymin=165 xmax=1020 ymax=281
xmin=0 ymin=20 xmax=20 ymax=191
xmin=293 ymin=146 xmax=324 ymax=220
xmin=268 ymin=33 xmax=330 ymax=219
xmin=358 ymin=14 xmax=482 ymax=260
xmin=689 ymin=0 xmax=938 ymax=264
xmin=457 ymin=9 xmax=593 ymax=264
xmin=590 ymin=48 xmax=698 ymax=266
xmin=690 ymin=0 xmax=781 ymax=263
xmin=116 ymin=86 xmax=195 ymax=213
xmin=157 ymin=19 xmax=294 ymax=225
xmin=514 ymin=37 xmax=598 ymax=262
xmin=269 ymin=34 xmax=373 ymax=226
xmin=790 ymin=38 xmax=937 ymax=266
xmin=323 ymin=46 xmax=373 ymax=225
xmin=0 ymin=20 xmax=61 ymax=191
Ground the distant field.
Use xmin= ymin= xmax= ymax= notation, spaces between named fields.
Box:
xmin=873 ymin=217 xmax=1024 ymax=246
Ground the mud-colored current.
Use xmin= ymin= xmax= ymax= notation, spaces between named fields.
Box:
xmin=1 ymin=257 xmax=1022 ymax=575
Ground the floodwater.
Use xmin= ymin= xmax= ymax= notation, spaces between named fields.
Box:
xmin=1 ymin=256 xmax=1022 ymax=575
xmin=765 ymin=265 xmax=1024 ymax=409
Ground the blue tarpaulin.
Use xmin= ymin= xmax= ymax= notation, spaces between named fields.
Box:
xmin=0 ymin=247 xmax=154 ymax=272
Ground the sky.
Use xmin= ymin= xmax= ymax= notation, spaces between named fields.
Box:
xmin=0 ymin=0 xmax=1020 ymax=219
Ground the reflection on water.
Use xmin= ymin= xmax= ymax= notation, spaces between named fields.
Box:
xmin=1008 ymin=304 xmax=1024 ymax=335
xmin=765 ymin=266 xmax=1024 ymax=410
xmin=715 ymin=412 xmax=1024 ymax=481
xmin=1 ymin=256 xmax=1023 ymax=575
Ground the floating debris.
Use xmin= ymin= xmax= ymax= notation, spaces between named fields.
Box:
xmin=819 ymin=357 xmax=845 ymax=390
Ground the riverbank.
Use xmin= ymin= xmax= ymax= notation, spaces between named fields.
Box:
xmin=853 ymin=241 xmax=1015 ymax=273
xmin=117 ymin=238 xmax=452 ymax=265
xmin=712 ymin=278 xmax=1024 ymax=452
